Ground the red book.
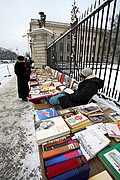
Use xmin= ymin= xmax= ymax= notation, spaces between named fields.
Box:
xmin=46 ymin=155 xmax=88 ymax=179
xmin=60 ymin=73 xmax=65 ymax=83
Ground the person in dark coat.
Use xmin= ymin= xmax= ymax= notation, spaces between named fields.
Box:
xmin=48 ymin=68 xmax=104 ymax=109
xmin=14 ymin=56 xmax=29 ymax=101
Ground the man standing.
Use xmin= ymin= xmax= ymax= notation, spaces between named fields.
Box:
xmin=14 ymin=56 xmax=29 ymax=101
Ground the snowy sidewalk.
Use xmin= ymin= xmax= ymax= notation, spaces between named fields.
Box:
xmin=0 ymin=75 xmax=42 ymax=180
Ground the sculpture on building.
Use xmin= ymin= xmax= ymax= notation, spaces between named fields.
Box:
xmin=71 ymin=0 xmax=79 ymax=28
xmin=38 ymin=12 xmax=46 ymax=28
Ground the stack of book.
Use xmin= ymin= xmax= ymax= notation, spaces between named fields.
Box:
xmin=35 ymin=116 xmax=70 ymax=145
xmin=41 ymin=136 xmax=90 ymax=179
xmin=57 ymin=108 xmax=90 ymax=133
xmin=64 ymin=113 xmax=90 ymax=133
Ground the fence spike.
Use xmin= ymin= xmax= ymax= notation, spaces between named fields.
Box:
xmin=94 ymin=0 xmax=96 ymax=9
xmin=90 ymin=4 xmax=93 ymax=12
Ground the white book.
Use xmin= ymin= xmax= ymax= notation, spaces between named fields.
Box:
xmin=75 ymin=128 xmax=110 ymax=160
xmin=87 ymin=123 xmax=107 ymax=135
xmin=35 ymin=116 xmax=70 ymax=145
xmin=64 ymin=88 xmax=74 ymax=94
xmin=105 ymin=123 xmax=120 ymax=138
xmin=65 ymin=113 xmax=88 ymax=128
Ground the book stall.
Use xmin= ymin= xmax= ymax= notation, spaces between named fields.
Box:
xmin=29 ymin=66 xmax=120 ymax=180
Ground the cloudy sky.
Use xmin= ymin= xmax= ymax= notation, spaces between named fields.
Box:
xmin=0 ymin=0 xmax=119 ymax=55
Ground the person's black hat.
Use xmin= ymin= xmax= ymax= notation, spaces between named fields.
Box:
xmin=17 ymin=56 xmax=25 ymax=61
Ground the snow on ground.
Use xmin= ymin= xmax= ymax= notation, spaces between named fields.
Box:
xmin=0 ymin=64 xmax=42 ymax=179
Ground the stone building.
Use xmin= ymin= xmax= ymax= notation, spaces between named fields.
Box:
xmin=28 ymin=12 xmax=70 ymax=67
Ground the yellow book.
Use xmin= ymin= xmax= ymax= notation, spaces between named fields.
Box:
xmin=88 ymin=170 xmax=113 ymax=180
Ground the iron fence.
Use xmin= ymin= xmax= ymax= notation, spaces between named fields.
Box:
xmin=46 ymin=0 xmax=120 ymax=105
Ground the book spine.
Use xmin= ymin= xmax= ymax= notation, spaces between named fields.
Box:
xmin=43 ymin=139 xmax=79 ymax=151
xmin=49 ymin=164 xmax=90 ymax=180
xmin=42 ymin=136 xmax=71 ymax=151
xmin=43 ymin=142 xmax=80 ymax=160
xmin=45 ymin=149 xmax=83 ymax=167
xmin=46 ymin=155 xmax=88 ymax=179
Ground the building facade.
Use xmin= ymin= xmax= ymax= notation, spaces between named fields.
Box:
xmin=28 ymin=14 xmax=70 ymax=67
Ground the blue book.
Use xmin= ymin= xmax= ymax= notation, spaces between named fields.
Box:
xmin=34 ymin=108 xmax=58 ymax=122
xmin=45 ymin=149 xmax=82 ymax=167
xmin=49 ymin=164 xmax=90 ymax=180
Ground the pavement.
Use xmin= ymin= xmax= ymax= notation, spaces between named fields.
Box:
xmin=0 ymin=75 xmax=42 ymax=180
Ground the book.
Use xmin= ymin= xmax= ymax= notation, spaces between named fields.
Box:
xmin=98 ymin=143 xmax=120 ymax=180
xmin=59 ymin=73 xmax=65 ymax=83
xmin=42 ymin=136 xmax=71 ymax=151
xmin=64 ymin=113 xmax=89 ymax=128
xmin=44 ymin=148 xmax=83 ymax=167
xmin=63 ymin=88 xmax=74 ymax=94
xmin=63 ymin=74 xmax=72 ymax=88
xmin=88 ymin=170 xmax=113 ymax=180
xmin=108 ymin=112 xmax=120 ymax=122
xmin=35 ymin=116 xmax=70 ymax=145
xmin=70 ymin=121 xmax=90 ymax=133
xmin=105 ymin=122 xmax=120 ymax=138
xmin=75 ymin=128 xmax=110 ymax=160
xmin=49 ymin=163 xmax=90 ymax=180
xmin=88 ymin=111 xmax=104 ymax=117
xmin=86 ymin=123 xmax=107 ymax=135
xmin=77 ymin=103 xmax=102 ymax=116
xmin=97 ymin=103 xmax=111 ymax=112
xmin=34 ymin=107 xmax=58 ymax=122
xmin=89 ymin=115 xmax=109 ymax=124
xmin=42 ymin=138 xmax=78 ymax=151
xmin=42 ymin=141 xmax=80 ymax=160
xmin=46 ymin=155 xmax=88 ymax=179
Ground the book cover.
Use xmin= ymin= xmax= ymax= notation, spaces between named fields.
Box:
xmin=63 ymin=88 xmax=74 ymax=94
xmin=108 ymin=112 xmax=120 ymax=121
xmin=65 ymin=113 xmax=88 ymax=128
xmin=97 ymin=103 xmax=111 ymax=112
xmin=46 ymin=155 xmax=88 ymax=179
xmin=63 ymin=74 xmax=71 ymax=88
xmin=75 ymin=128 xmax=110 ymax=160
xmin=42 ymin=141 xmax=80 ymax=160
xmin=77 ymin=103 xmax=101 ymax=116
xmin=88 ymin=170 xmax=113 ymax=180
xmin=105 ymin=123 xmax=120 ymax=138
xmin=89 ymin=115 xmax=109 ymax=124
xmin=44 ymin=148 xmax=83 ymax=167
xmin=87 ymin=123 xmax=107 ymax=135
xmin=35 ymin=116 xmax=70 ymax=145
xmin=49 ymin=164 xmax=90 ymax=180
xmin=57 ymin=108 xmax=71 ymax=116
xmin=34 ymin=108 xmax=58 ymax=122
xmin=98 ymin=143 xmax=120 ymax=180
xmin=60 ymin=73 xmax=65 ymax=83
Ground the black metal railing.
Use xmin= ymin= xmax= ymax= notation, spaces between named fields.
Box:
xmin=46 ymin=0 xmax=120 ymax=105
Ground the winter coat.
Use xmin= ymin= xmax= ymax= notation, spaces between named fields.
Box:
xmin=58 ymin=75 xmax=104 ymax=109
xmin=14 ymin=61 xmax=29 ymax=99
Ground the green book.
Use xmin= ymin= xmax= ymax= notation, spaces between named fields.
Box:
xmin=98 ymin=143 xmax=120 ymax=180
